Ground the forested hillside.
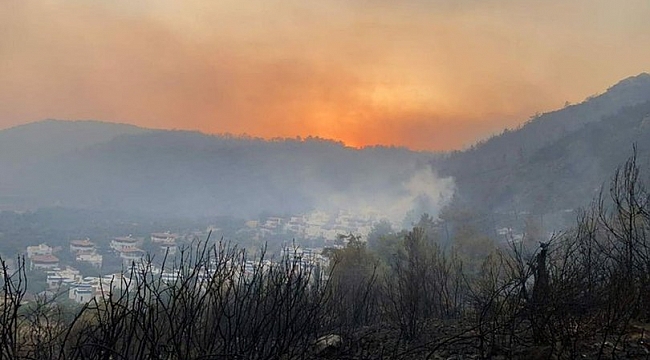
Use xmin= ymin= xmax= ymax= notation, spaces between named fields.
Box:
xmin=0 ymin=123 xmax=447 ymax=220
xmin=0 ymin=120 xmax=146 ymax=167
xmin=438 ymin=73 xmax=650 ymax=218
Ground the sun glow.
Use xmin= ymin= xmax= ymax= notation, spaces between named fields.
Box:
xmin=1 ymin=0 xmax=650 ymax=150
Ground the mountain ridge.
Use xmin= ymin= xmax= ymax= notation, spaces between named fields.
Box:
xmin=0 ymin=124 xmax=446 ymax=220
xmin=438 ymin=73 xmax=650 ymax=220
xmin=0 ymin=119 xmax=148 ymax=164
xmin=2 ymin=73 xmax=650 ymax=227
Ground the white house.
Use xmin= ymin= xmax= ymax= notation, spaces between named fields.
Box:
xmin=30 ymin=254 xmax=59 ymax=270
xmin=110 ymin=236 xmax=143 ymax=252
xmin=26 ymin=244 xmax=52 ymax=258
xmin=76 ymin=253 xmax=103 ymax=268
xmin=120 ymin=248 xmax=145 ymax=262
xmin=151 ymin=232 xmax=178 ymax=244
xmin=70 ymin=239 xmax=95 ymax=254
xmin=69 ymin=284 xmax=94 ymax=304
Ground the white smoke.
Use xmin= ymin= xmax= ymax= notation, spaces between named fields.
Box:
xmin=394 ymin=167 xmax=456 ymax=227
xmin=309 ymin=164 xmax=455 ymax=228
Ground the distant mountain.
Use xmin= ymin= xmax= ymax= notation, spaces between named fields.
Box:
xmin=0 ymin=119 xmax=147 ymax=165
xmin=0 ymin=120 xmax=148 ymax=204
xmin=4 ymin=73 xmax=650 ymax=224
xmin=0 ymin=122 xmax=447 ymax=220
xmin=438 ymin=73 xmax=650 ymax=221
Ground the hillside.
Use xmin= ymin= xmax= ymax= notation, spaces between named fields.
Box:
xmin=3 ymin=74 xmax=650 ymax=224
xmin=438 ymin=73 xmax=650 ymax=221
xmin=0 ymin=119 xmax=147 ymax=165
xmin=0 ymin=120 xmax=148 ymax=209
xmin=0 ymin=123 xmax=448 ymax=220
xmin=441 ymin=73 xmax=650 ymax=172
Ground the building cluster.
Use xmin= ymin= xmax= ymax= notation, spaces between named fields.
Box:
xmin=21 ymin=211 xmax=378 ymax=305
xmin=23 ymin=231 xmax=187 ymax=303
xmin=44 ymin=266 xmax=133 ymax=304
xmin=243 ymin=210 xmax=381 ymax=243
xmin=25 ymin=238 xmax=333 ymax=305
xmin=279 ymin=245 xmax=330 ymax=281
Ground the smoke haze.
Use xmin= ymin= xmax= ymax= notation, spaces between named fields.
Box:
xmin=1 ymin=0 xmax=649 ymax=150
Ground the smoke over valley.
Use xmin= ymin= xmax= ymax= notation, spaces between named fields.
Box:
xmin=0 ymin=120 xmax=455 ymax=229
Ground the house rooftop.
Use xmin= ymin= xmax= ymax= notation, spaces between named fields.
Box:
xmin=31 ymin=255 xmax=59 ymax=263
xmin=71 ymin=239 xmax=94 ymax=246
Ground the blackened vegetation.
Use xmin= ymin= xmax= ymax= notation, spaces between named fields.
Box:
xmin=3 ymin=154 xmax=650 ymax=359
xmin=2 ymin=241 xmax=337 ymax=360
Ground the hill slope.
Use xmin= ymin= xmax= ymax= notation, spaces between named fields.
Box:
xmin=3 ymin=73 xmax=650 ymax=223
xmin=438 ymin=73 xmax=650 ymax=219
xmin=0 ymin=120 xmax=148 ymax=207
xmin=0 ymin=119 xmax=147 ymax=165
xmin=0 ymin=123 xmax=450 ymax=220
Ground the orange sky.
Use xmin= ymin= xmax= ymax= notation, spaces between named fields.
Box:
xmin=1 ymin=0 xmax=649 ymax=150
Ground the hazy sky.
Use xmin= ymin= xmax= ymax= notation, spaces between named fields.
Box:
xmin=1 ymin=0 xmax=649 ymax=150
